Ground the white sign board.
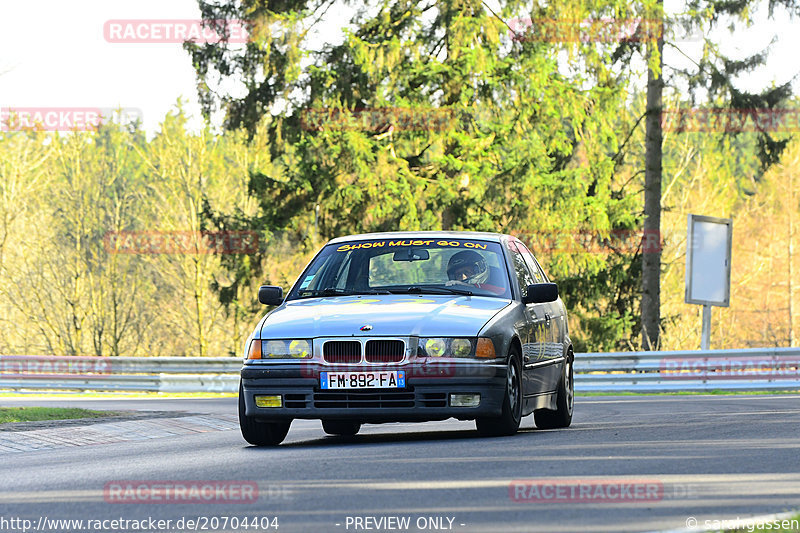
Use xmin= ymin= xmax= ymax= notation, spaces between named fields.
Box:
xmin=685 ymin=214 xmax=732 ymax=307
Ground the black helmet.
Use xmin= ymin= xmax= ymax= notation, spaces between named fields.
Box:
xmin=447 ymin=250 xmax=489 ymax=284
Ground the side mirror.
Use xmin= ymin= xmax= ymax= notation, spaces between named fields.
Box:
xmin=522 ymin=282 xmax=558 ymax=304
xmin=258 ymin=285 xmax=284 ymax=306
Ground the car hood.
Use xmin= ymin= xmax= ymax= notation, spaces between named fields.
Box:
xmin=260 ymin=294 xmax=511 ymax=338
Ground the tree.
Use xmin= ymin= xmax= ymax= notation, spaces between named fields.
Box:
xmin=625 ymin=0 xmax=798 ymax=349
xmin=0 ymin=130 xmax=53 ymax=353
xmin=187 ymin=0 xmax=648 ymax=350
xmin=642 ymin=0 xmax=664 ymax=350
xmin=532 ymin=0 xmax=800 ymax=349
xmin=0 ymin=131 xmax=50 ymax=269
xmin=0 ymin=121 xmax=153 ymax=356
xmin=140 ymin=110 xmax=251 ymax=356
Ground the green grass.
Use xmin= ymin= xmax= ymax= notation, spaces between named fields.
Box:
xmin=1 ymin=390 xmax=796 ymax=401
xmin=576 ymin=389 xmax=800 ymax=397
xmin=0 ymin=391 xmax=237 ymax=399
xmin=0 ymin=406 xmax=117 ymax=424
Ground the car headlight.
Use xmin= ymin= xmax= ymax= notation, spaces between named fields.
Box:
xmin=424 ymin=338 xmax=447 ymax=357
xmin=450 ymin=338 xmax=472 ymax=357
xmin=418 ymin=337 xmax=476 ymax=358
xmin=288 ymin=339 xmax=311 ymax=358
xmin=256 ymin=339 xmax=313 ymax=359
xmin=264 ymin=340 xmax=285 ymax=357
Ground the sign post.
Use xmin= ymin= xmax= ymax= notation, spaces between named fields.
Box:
xmin=685 ymin=214 xmax=733 ymax=350
xmin=701 ymin=304 xmax=711 ymax=350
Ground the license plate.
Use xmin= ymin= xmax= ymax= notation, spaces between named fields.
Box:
xmin=321 ymin=371 xmax=405 ymax=390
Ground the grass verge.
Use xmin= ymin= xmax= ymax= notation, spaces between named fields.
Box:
xmin=576 ymin=389 xmax=800 ymax=397
xmin=0 ymin=392 xmax=236 ymax=399
xmin=0 ymin=390 xmax=796 ymax=399
xmin=0 ymin=406 xmax=114 ymax=424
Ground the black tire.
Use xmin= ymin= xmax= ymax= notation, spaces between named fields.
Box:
xmin=476 ymin=351 xmax=522 ymax=437
xmin=534 ymin=353 xmax=574 ymax=429
xmin=322 ymin=420 xmax=361 ymax=436
xmin=238 ymin=383 xmax=291 ymax=446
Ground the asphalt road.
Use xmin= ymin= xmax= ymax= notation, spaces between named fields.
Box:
xmin=2 ymin=394 xmax=800 ymax=533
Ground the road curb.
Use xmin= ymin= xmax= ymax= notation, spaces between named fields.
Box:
xmin=0 ymin=414 xmax=237 ymax=453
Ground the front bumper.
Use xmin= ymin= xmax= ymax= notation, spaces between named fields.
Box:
xmin=241 ymin=361 xmax=506 ymax=423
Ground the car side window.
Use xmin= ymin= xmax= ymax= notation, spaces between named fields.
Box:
xmin=505 ymin=240 xmax=536 ymax=299
xmin=518 ymin=242 xmax=546 ymax=284
xmin=530 ymin=256 xmax=549 ymax=283
xmin=305 ymin=251 xmax=351 ymax=292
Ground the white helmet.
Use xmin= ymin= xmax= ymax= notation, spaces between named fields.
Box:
xmin=447 ymin=250 xmax=489 ymax=284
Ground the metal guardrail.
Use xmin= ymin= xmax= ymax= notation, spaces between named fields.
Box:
xmin=0 ymin=356 xmax=241 ymax=393
xmin=1 ymin=348 xmax=799 ymax=393
xmin=574 ymin=346 xmax=800 ymax=392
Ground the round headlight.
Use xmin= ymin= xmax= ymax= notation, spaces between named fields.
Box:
xmin=289 ymin=339 xmax=311 ymax=358
xmin=424 ymin=338 xmax=447 ymax=357
xmin=451 ymin=338 xmax=472 ymax=357
xmin=264 ymin=340 xmax=285 ymax=358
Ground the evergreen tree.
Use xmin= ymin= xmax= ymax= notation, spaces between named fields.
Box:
xmin=187 ymin=0 xmax=644 ymax=350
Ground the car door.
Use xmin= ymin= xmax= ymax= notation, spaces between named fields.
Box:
xmin=504 ymin=239 xmax=549 ymax=398
xmin=536 ymin=259 xmax=567 ymax=360
xmin=519 ymin=242 xmax=565 ymax=391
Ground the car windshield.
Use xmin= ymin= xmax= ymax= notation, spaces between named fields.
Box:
xmin=288 ymin=238 xmax=512 ymax=300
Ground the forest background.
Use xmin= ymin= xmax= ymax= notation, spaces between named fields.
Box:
xmin=1 ymin=0 xmax=797 ymax=357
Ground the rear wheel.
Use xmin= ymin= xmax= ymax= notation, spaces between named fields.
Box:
xmin=476 ymin=351 xmax=522 ymax=437
xmin=322 ymin=420 xmax=361 ymax=436
xmin=238 ymin=382 xmax=291 ymax=446
xmin=534 ymin=353 xmax=574 ymax=429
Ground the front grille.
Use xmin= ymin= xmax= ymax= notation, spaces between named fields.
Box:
xmin=365 ymin=340 xmax=405 ymax=363
xmin=314 ymin=389 xmax=416 ymax=409
xmin=418 ymin=392 xmax=447 ymax=407
xmin=323 ymin=341 xmax=361 ymax=364
xmin=284 ymin=393 xmax=308 ymax=409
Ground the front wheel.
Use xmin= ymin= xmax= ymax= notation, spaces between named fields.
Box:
xmin=534 ymin=353 xmax=574 ymax=429
xmin=238 ymin=383 xmax=291 ymax=446
xmin=476 ymin=353 xmax=522 ymax=437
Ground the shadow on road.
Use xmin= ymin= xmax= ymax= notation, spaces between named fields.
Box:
xmin=240 ymin=422 xmax=557 ymax=450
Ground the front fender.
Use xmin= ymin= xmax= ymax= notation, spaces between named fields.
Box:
xmin=477 ymin=301 xmax=526 ymax=359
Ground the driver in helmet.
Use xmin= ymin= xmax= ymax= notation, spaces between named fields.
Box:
xmin=446 ymin=250 xmax=504 ymax=294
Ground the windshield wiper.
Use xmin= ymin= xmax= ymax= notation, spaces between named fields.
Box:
xmin=396 ymin=286 xmax=473 ymax=296
xmin=298 ymin=288 xmax=391 ymax=298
